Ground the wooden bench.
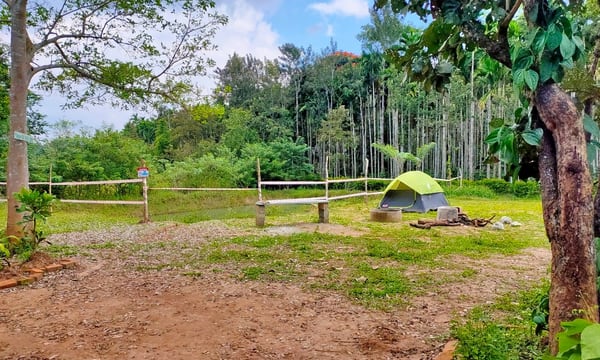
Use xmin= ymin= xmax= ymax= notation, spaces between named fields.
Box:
xmin=255 ymin=198 xmax=329 ymax=227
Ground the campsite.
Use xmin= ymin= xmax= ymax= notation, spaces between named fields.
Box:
xmin=1 ymin=0 xmax=599 ymax=359
xmin=0 ymin=183 xmax=552 ymax=359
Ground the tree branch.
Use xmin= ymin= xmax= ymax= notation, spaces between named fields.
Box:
xmin=500 ymin=0 xmax=523 ymax=30
xmin=462 ymin=20 xmax=512 ymax=67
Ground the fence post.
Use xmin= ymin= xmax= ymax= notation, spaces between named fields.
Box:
xmin=364 ymin=158 xmax=369 ymax=205
xmin=142 ymin=177 xmax=150 ymax=223
xmin=325 ymin=156 xmax=329 ymax=200
xmin=257 ymin=157 xmax=263 ymax=202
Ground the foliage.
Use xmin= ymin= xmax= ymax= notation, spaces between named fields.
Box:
xmin=553 ymin=319 xmax=600 ymax=360
xmin=0 ymin=238 xmax=10 ymax=268
xmin=13 ymin=188 xmax=56 ymax=261
xmin=238 ymin=139 xmax=317 ymax=186
xmin=152 ymin=152 xmax=241 ymax=189
xmin=451 ymin=283 xmax=550 ymax=360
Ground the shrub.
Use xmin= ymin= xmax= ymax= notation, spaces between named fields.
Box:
xmin=13 ymin=188 xmax=56 ymax=261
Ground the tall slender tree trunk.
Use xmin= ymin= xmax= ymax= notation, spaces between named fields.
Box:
xmin=536 ymin=84 xmax=599 ymax=355
xmin=7 ymin=0 xmax=32 ymax=236
xmin=441 ymin=94 xmax=448 ymax=179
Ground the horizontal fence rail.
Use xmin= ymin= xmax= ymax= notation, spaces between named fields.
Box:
xmin=0 ymin=160 xmax=461 ymax=224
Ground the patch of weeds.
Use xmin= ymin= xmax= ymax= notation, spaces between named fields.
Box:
xmin=45 ymin=244 xmax=81 ymax=257
xmin=182 ymin=270 xmax=202 ymax=278
xmin=451 ymin=283 xmax=549 ymax=359
xmin=241 ymin=260 xmax=300 ymax=281
xmin=84 ymin=242 xmax=118 ymax=250
xmin=365 ymin=240 xmax=433 ymax=263
xmin=205 ymin=248 xmax=274 ymax=263
xmin=241 ymin=266 xmax=268 ymax=280
xmin=135 ymin=264 xmax=171 ymax=271
xmin=460 ymin=268 xmax=478 ymax=278
xmin=347 ymin=262 xmax=411 ymax=310
xmin=231 ymin=236 xmax=279 ymax=248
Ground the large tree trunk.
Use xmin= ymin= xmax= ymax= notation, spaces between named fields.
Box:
xmin=7 ymin=0 xmax=33 ymax=236
xmin=536 ymin=84 xmax=599 ymax=354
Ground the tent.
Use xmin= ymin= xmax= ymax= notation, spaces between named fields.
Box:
xmin=378 ymin=171 xmax=449 ymax=213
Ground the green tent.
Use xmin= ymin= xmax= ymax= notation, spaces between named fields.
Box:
xmin=379 ymin=171 xmax=449 ymax=212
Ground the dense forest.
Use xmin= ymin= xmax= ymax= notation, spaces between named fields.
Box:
xmin=2 ymin=5 xmax=598 ymax=188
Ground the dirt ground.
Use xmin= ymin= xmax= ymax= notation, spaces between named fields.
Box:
xmin=0 ymin=222 xmax=551 ymax=360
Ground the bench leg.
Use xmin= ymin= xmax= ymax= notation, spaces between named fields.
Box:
xmin=318 ymin=203 xmax=329 ymax=223
xmin=256 ymin=203 xmax=266 ymax=227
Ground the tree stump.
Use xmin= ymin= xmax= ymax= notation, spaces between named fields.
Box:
xmin=370 ymin=208 xmax=402 ymax=222
xmin=436 ymin=206 xmax=458 ymax=222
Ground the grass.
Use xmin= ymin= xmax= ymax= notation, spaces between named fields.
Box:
xmin=1 ymin=187 xmax=549 ymax=312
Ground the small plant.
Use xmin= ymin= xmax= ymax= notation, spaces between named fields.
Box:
xmin=0 ymin=239 xmax=10 ymax=269
xmin=13 ymin=188 xmax=56 ymax=261
xmin=554 ymin=318 xmax=600 ymax=360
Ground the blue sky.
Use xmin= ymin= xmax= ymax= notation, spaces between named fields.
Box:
xmin=40 ymin=0 xmax=375 ymax=132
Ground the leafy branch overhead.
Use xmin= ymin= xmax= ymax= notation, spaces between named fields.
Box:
xmin=21 ymin=0 xmax=228 ymax=109
xmin=377 ymin=0 xmax=587 ymax=94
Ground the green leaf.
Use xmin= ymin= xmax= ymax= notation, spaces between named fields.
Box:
xmin=540 ymin=53 xmax=558 ymax=82
xmin=584 ymin=114 xmax=600 ymax=138
xmin=436 ymin=61 xmax=453 ymax=75
xmin=561 ymin=57 xmax=575 ymax=69
xmin=513 ymin=68 xmax=526 ymax=88
xmin=560 ymin=34 xmax=576 ymax=59
xmin=587 ymin=143 xmax=598 ymax=167
xmin=522 ymin=129 xmax=543 ymax=146
xmin=558 ymin=332 xmax=581 ymax=355
xmin=533 ymin=314 xmax=546 ymax=325
xmin=524 ymin=70 xmax=539 ymax=91
xmin=441 ymin=0 xmax=462 ymax=24
xmin=546 ymin=25 xmax=563 ymax=51
xmin=572 ymin=36 xmax=585 ymax=53
xmin=531 ymin=30 xmax=547 ymax=55
xmin=512 ymin=47 xmax=534 ymax=71
xmin=490 ymin=118 xmax=505 ymax=129
xmin=484 ymin=128 xmax=501 ymax=144
xmin=562 ymin=319 xmax=594 ymax=336
xmin=581 ymin=324 xmax=600 ymax=360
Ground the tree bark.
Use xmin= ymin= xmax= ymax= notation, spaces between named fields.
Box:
xmin=7 ymin=0 xmax=33 ymax=236
xmin=536 ymin=84 xmax=599 ymax=354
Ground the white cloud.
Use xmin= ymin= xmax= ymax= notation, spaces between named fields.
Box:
xmin=308 ymin=0 xmax=369 ymax=18
xmin=326 ymin=24 xmax=334 ymax=37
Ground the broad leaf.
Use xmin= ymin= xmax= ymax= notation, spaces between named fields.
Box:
xmin=531 ymin=29 xmax=547 ymax=55
xmin=490 ymin=117 xmax=505 ymax=129
xmin=540 ymin=53 xmax=558 ymax=82
xmin=484 ymin=128 xmax=501 ymax=144
xmin=546 ymin=25 xmax=563 ymax=50
xmin=581 ymin=324 xmax=600 ymax=359
xmin=560 ymin=34 xmax=576 ymax=59
xmin=561 ymin=319 xmax=594 ymax=336
xmin=572 ymin=35 xmax=585 ymax=53
xmin=583 ymin=114 xmax=600 ymax=138
xmin=587 ymin=143 xmax=597 ymax=167
xmin=557 ymin=332 xmax=581 ymax=355
xmin=522 ymin=129 xmax=543 ymax=146
xmin=524 ymin=69 xmax=539 ymax=91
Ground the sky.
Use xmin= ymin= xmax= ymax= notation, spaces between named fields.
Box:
xmin=39 ymin=0 xmax=377 ymax=133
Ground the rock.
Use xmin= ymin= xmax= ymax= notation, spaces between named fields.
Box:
xmin=500 ymin=216 xmax=512 ymax=224
xmin=437 ymin=206 xmax=459 ymax=222
xmin=492 ymin=222 xmax=505 ymax=230
xmin=510 ymin=221 xmax=522 ymax=227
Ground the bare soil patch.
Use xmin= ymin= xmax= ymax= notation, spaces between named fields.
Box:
xmin=0 ymin=221 xmax=550 ymax=360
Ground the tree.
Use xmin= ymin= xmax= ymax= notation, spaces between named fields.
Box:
xmin=376 ymin=0 xmax=598 ymax=353
xmin=4 ymin=0 xmax=227 ymax=236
